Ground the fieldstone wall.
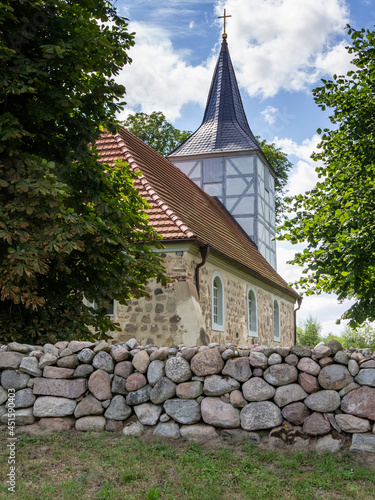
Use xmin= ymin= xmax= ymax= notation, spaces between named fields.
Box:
xmin=109 ymin=250 xmax=295 ymax=347
xmin=2 ymin=339 xmax=374 ymax=453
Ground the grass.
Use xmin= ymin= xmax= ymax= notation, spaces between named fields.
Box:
xmin=0 ymin=428 xmax=374 ymax=499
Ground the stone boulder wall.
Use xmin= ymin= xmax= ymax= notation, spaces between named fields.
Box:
xmin=1 ymin=339 xmax=375 ymax=453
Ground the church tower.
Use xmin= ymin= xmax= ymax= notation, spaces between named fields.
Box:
xmin=168 ymin=20 xmax=277 ymax=269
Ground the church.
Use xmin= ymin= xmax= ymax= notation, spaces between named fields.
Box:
xmin=96 ymin=26 xmax=300 ymax=347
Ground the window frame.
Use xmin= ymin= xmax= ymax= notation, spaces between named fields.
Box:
xmin=87 ymin=298 xmax=116 ymax=317
xmin=212 ymin=271 xmax=224 ymax=332
xmin=247 ymin=286 xmax=258 ymax=337
xmin=273 ymin=297 xmax=280 ymax=342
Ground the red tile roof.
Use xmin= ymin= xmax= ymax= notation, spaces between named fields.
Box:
xmin=95 ymin=129 xmax=298 ymax=299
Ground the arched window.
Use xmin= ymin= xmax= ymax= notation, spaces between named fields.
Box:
xmin=273 ymin=298 xmax=280 ymax=341
xmin=212 ymin=271 xmax=224 ymax=331
xmin=247 ymin=287 xmax=258 ymax=337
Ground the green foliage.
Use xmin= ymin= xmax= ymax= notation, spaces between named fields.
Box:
xmin=296 ymin=315 xmax=322 ymax=346
xmin=257 ymin=137 xmax=293 ymax=222
xmin=121 ymin=111 xmax=192 ymax=157
xmin=0 ymin=1 xmax=167 ymax=343
xmin=340 ymin=324 xmax=375 ymax=351
xmin=279 ymin=25 xmax=375 ymax=327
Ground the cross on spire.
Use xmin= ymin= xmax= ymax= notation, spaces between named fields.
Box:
xmin=218 ymin=9 xmax=232 ymax=39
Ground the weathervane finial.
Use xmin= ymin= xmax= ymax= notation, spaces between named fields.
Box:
xmin=218 ymin=9 xmax=232 ymax=39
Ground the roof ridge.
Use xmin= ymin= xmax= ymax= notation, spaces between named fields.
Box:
xmin=113 ymin=133 xmax=196 ymax=240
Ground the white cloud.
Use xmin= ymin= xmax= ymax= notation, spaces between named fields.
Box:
xmin=260 ymin=105 xmax=278 ymax=125
xmin=116 ymin=23 xmax=214 ymax=121
xmin=215 ymin=0 xmax=351 ymax=98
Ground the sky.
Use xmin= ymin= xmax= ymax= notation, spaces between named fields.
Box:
xmin=114 ymin=0 xmax=375 ymax=337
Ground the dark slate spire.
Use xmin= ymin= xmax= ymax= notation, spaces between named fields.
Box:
xmin=170 ymin=38 xmax=260 ymax=157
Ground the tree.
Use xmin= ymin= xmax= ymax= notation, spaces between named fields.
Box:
xmin=296 ymin=315 xmax=322 ymax=346
xmin=0 ymin=1 xmax=167 ymax=343
xmin=122 ymin=111 xmax=192 ymax=157
xmin=257 ymin=137 xmax=293 ymax=222
xmin=279 ymin=25 xmax=375 ymax=327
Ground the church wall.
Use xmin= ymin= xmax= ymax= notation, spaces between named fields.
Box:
xmin=107 ymin=249 xmax=295 ymax=348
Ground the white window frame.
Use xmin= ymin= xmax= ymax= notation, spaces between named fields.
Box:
xmin=87 ymin=299 xmax=116 ymax=317
xmin=247 ymin=286 xmax=258 ymax=337
xmin=212 ymin=271 xmax=224 ymax=331
xmin=273 ymin=297 xmax=280 ymax=342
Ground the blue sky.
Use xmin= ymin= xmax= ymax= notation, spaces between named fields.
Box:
xmin=115 ymin=0 xmax=375 ymax=336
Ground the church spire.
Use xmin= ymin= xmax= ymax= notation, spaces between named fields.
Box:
xmin=170 ymin=34 xmax=260 ymax=156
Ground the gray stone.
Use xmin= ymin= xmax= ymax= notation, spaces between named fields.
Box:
xmin=0 ymin=405 xmax=6 ymax=418
xmin=160 ymin=413 xmax=170 ymax=422
xmin=334 ymin=351 xmax=349 ymax=365
xmin=101 ymin=399 xmax=111 ymax=409
xmin=281 ymin=402 xmax=310 ymax=425
xmin=339 ymin=382 xmax=360 ymax=397
xmin=134 ymin=402 xmax=162 ymax=425
xmin=38 ymin=417 xmax=74 ymax=431
xmin=341 ymin=386 xmax=375 ymax=420
xmin=0 ymin=351 xmax=25 ymax=369
xmin=164 ymin=398 xmax=201 ymax=424
xmin=201 ymin=397 xmax=240 ymax=428
xmin=32 ymin=378 xmax=86 ymax=398
xmin=180 ymin=424 xmax=219 ymax=442
xmin=304 ymin=390 xmax=341 ymax=412
xmin=111 ymin=346 xmax=130 ymax=362
xmin=165 ymin=357 xmax=192 ymax=383
xmin=38 ymin=353 xmax=58 ymax=369
xmin=153 ymin=421 xmax=181 ymax=439
xmin=360 ymin=360 xmax=375 ymax=369
xmin=111 ymin=375 xmax=128 ymax=396
xmin=297 ymin=357 xmax=321 ymax=376
xmin=203 ymin=375 xmax=240 ymax=396
xmin=313 ymin=345 xmax=331 ymax=359
xmin=263 ymin=364 xmax=298 ymax=387
xmin=355 ymin=369 xmax=375 ymax=387
xmin=222 ymin=357 xmax=251 ymax=382
xmin=68 ymin=341 xmax=94 ymax=353
xmin=126 ymin=338 xmax=138 ymax=350
xmin=132 ymin=350 xmax=150 ymax=374
xmin=33 ymin=396 xmax=76 ymax=417
xmin=43 ymin=344 xmax=59 ymax=357
xmin=316 ymin=435 xmax=343 ymax=453
xmin=122 ymin=421 xmax=145 ymax=437
xmin=268 ymin=353 xmax=282 ymax=365
xmin=43 ymin=366 xmax=74 ymax=379
xmin=335 ymin=414 xmax=371 ymax=433
xmin=74 ymin=395 xmax=103 ymax=418
xmin=88 ymin=369 xmax=112 ymax=401
xmin=75 ymin=416 xmax=106 ymax=432
xmin=147 ymin=360 xmax=165 ymax=386
xmin=240 ymin=401 xmax=283 ymax=431
xmin=115 ymin=361 xmax=134 ymax=379
xmin=303 ymin=412 xmax=331 ymax=436
xmin=249 ymin=352 xmax=269 ymax=369
xmin=6 ymin=388 xmax=35 ymax=409
xmin=290 ymin=345 xmax=312 ymax=358
xmin=125 ymin=373 xmax=147 ymax=392
xmin=348 ymin=359 xmax=360 ymax=376
xmin=150 ymin=377 xmax=176 ymax=404
xmin=105 ymin=420 xmax=124 ymax=432
xmin=57 ymin=355 xmax=79 ymax=368
xmin=7 ymin=342 xmax=29 ymax=354
xmin=221 ymin=429 xmax=261 ymax=444
xmin=318 ymin=364 xmax=353 ymax=390
xmin=0 ymin=407 xmax=35 ymax=426
xmin=242 ymin=377 xmax=275 ymax=402
xmin=0 ymin=386 xmax=8 ymax=405
xmin=73 ymin=364 xmax=94 ymax=379
xmin=190 ymin=348 xmax=224 ymax=376
xmin=92 ymin=351 xmax=114 ymax=373
xmin=327 ymin=339 xmax=343 ymax=355
xmin=285 ymin=353 xmax=299 ymax=366
xmin=126 ymin=385 xmax=152 ymax=405
xmin=350 ymin=434 xmax=375 ymax=453
xmin=77 ymin=348 xmax=96 ymax=364
xmin=229 ymin=390 xmax=247 ymax=408
xmin=59 ymin=348 xmax=73 ymax=358
xmin=273 ymin=384 xmax=308 ymax=407
xmin=150 ymin=348 xmax=168 ymax=361
xmin=275 ymin=347 xmax=290 ymax=358
xmin=93 ymin=340 xmax=112 ymax=353
xmin=176 ymin=381 xmax=203 ymax=399
xmin=1 ymin=370 xmax=30 ymax=390
xmin=222 ymin=348 xmax=235 ymax=360
xmin=104 ymin=395 xmax=132 ymax=420
xmin=19 ymin=357 xmax=42 ymax=377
